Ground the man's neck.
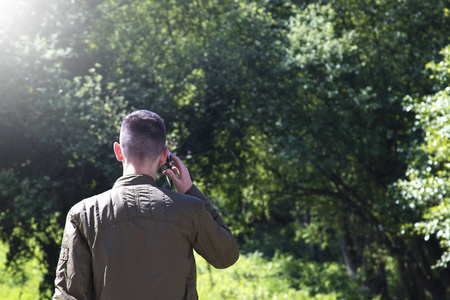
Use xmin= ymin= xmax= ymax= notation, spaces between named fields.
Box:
xmin=122 ymin=164 xmax=158 ymax=181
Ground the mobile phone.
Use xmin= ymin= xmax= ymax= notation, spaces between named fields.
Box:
xmin=166 ymin=150 xmax=173 ymax=188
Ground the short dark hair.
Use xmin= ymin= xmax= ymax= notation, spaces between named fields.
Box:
xmin=119 ymin=110 xmax=166 ymax=164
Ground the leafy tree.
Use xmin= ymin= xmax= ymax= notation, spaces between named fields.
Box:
xmin=0 ymin=0 xmax=285 ymax=294
xmin=2 ymin=0 xmax=450 ymax=298
xmin=246 ymin=1 xmax=450 ymax=298
xmin=0 ymin=7 xmax=128 ymax=292
xmin=71 ymin=0 xmax=290 ymax=234
xmin=398 ymin=44 xmax=450 ymax=270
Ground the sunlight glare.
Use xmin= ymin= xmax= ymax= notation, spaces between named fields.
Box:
xmin=0 ymin=0 xmax=34 ymax=32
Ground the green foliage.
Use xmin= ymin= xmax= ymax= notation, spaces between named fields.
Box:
xmin=196 ymin=252 xmax=363 ymax=300
xmin=0 ymin=12 xmax=128 ymax=291
xmin=254 ymin=1 xmax=450 ymax=297
xmin=397 ymin=44 xmax=450 ymax=268
xmin=0 ymin=246 xmax=366 ymax=300
xmin=0 ymin=242 xmax=44 ymax=300
xmin=416 ymin=202 xmax=450 ymax=268
xmin=2 ymin=0 xmax=450 ymax=298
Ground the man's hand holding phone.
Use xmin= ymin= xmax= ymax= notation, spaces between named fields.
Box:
xmin=163 ymin=153 xmax=193 ymax=194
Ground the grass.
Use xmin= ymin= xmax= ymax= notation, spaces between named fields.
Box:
xmin=196 ymin=252 xmax=342 ymax=300
xmin=0 ymin=242 xmax=43 ymax=300
xmin=0 ymin=242 xmax=352 ymax=300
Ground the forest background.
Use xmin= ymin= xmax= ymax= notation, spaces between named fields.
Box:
xmin=1 ymin=0 xmax=450 ymax=299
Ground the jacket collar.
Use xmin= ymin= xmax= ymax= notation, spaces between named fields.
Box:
xmin=113 ymin=174 xmax=157 ymax=188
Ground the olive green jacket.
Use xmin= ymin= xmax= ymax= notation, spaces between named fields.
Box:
xmin=53 ymin=174 xmax=239 ymax=300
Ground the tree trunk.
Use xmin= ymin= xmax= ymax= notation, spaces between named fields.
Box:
xmin=340 ymin=233 xmax=361 ymax=279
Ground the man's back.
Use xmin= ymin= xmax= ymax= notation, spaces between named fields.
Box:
xmin=54 ymin=174 xmax=239 ymax=300
xmin=53 ymin=110 xmax=239 ymax=299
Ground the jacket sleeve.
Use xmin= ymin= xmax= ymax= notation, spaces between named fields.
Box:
xmin=186 ymin=185 xmax=239 ymax=269
xmin=53 ymin=209 xmax=93 ymax=300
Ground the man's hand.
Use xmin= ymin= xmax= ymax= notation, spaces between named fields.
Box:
xmin=163 ymin=154 xmax=193 ymax=194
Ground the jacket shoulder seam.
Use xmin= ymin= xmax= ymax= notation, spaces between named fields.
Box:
xmin=96 ymin=215 xmax=194 ymax=230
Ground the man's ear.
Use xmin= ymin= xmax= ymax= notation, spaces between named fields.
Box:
xmin=159 ymin=146 xmax=169 ymax=167
xmin=114 ymin=142 xmax=124 ymax=162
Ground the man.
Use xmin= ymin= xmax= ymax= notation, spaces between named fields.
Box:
xmin=53 ymin=110 xmax=239 ymax=300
